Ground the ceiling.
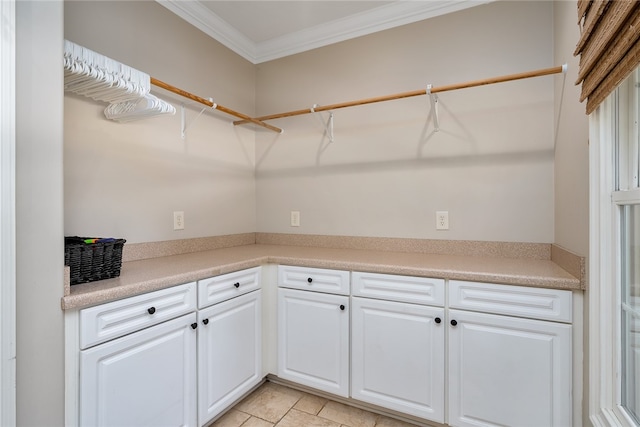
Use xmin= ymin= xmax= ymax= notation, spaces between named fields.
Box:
xmin=156 ymin=1 xmax=491 ymax=64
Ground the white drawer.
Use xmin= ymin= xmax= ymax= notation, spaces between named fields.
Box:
xmin=352 ymin=271 xmax=444 ymax=306
xmin=80 ymin=282 xmax=197 ymax=349
xmin=278 ymin=265 xmax=350 ymax=295
xmin=449 ymin=280 xmax=572 ymax=323
xmin=198 ymin=266 xmax=261 ymax=309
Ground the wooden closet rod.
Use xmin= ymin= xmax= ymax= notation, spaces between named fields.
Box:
xmin=233 ymin=64 xmax=566 ymax=125
xmin=150 ymin=77 xmax=283 ymax=133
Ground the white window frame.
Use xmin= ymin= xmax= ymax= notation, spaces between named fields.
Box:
xmin=590 ymin=70 xmax=640 ymax=427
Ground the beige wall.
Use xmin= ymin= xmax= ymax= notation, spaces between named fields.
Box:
xmin=64 ymin=1 xmax=258 ymax=244
xmin=16 ymin=1 xmax=65 ymax=425
xmin=553 ymin=1 xmax=589 ymax=257
xmin=63 ymin=1 xmax=584 ymax=247
xmin=255 ymin=1 xmax=556 ymax=243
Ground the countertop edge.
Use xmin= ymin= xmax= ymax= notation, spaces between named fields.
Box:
xmin=61 ymin=244 xmax=582 ymax=311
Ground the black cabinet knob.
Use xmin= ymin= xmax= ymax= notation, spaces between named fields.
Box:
xmin=435 ymin=317 xmax=441 ymax=324
xmin=147 ymin=307 xmax=156 ymax=315
xmin=191 ymin=323 xmax=198 ymax=330
xmin=234 ymin=282 xmax=240 ymax=288
xmin=202 ymin=319 xmax=209 ymax=325
xmin=307 ymin=277 xmax=313 ymax=283
xmin=340 ymin=305 xmax=345 ymax=311
xmin=450 ymin=319 xmax=458 ymax=326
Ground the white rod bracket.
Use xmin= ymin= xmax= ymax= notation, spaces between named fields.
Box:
xmin=427 ymin=85 xmax=440 ymax=132
xmin=181 ymin=98 xmax=215 ymax=139
xmin=181 ymin=104 xmax=186 ymax=139
xmin=311 ymin=104 xmax=335 ymax=143
xmin=562 ymin=63 xmax=568 ymax=73
xmin=328 ymin=112 xmax=334 ymax=143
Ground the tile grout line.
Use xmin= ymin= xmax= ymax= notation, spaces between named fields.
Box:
xmin=272 ymin=395 xmax=296 ymax=427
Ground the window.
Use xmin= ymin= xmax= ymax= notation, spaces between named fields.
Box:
xmin=621 ymin=204 xmax=640 ymax=424
xmin=617 ymin=69 xmax=640 ymax=426
xmin=591 ymin=67 xmax=640 ymax=427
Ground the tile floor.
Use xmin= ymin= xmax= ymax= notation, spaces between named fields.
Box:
xmin=210 ymin=381 xmax=422 ymax=427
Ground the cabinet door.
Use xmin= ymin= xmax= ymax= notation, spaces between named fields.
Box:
xmin=198 ymin=290 xmax=262 ymax=426
xmin=448 ymin=309 xmax=572 ymax=427
xmin=351 ymin=297 xmax=445 ymax=423
xmin=278 ymin=288 xmax=349 ymax=397
xmin=80 ymin=313 xmax=198 ymax=427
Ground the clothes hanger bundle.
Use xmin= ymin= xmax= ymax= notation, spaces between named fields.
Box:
xmin=104 ymin=94 xmax=176 ymax=122
xmin=64 ymin=40 xmax=149 ymax=103
xmin=64 ymin=40 xmax=175 ymax=121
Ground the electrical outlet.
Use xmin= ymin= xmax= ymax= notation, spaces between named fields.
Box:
xmin=290 ymin=211 xmax=300 ymax=227
xmin=174 ymin=211 xmax=184 ymax=230
xmin=436 ymin=211 xmax=449 ymax=230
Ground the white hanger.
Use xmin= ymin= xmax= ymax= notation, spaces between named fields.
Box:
xmin=64 ymin=40 xmax=150 ymax=104
xmin=104 ymin=94 xmax=176 ymax=122
xmin=310 ymin=104 xmax=335 ymax=143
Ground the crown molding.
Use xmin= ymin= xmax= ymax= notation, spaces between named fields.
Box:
xmin=156 ymin=0 xmax=257 ymax=61
xmin=157 ymin=1 xmax=491 ymax=64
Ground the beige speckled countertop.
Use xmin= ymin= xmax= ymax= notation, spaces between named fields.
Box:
xmin=61 ymin=243 xmax=582 ymax=310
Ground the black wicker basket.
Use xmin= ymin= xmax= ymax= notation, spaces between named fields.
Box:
xmin=64 ymin=236 xmax=126 ymax=285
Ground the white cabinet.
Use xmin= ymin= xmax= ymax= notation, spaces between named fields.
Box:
xmin=198 ymin=289 xmax=262 ymax=425
xmin=277 ymin=265 xmax=350 ymax=397
xmin=351 ymin=272 xmax=446 ymax=423
xmin=77 ymin=268 xmax=263 ymax=427
xmin=350 ymin=273 xmax=572 ymax=427
xmin=448 ymin=280 xmax=572 ymax=427
xmin=73 ymin=263 xmax=575 ymax=427
xmin=351 ymin=296 xmax=445 ymax=422
xmin=448 ymin=309 xmax=571 ymax=427
xmin=80 ymin=312 xmax=198 ymax=427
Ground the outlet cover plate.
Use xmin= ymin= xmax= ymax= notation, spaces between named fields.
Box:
xmin=436 ymin=211 xmax=449 ymax=230
xmin=174 ymin=211 xmax=185 ymax=230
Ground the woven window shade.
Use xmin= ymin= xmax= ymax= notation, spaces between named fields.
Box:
xmin=574 ymin=0 xmax=640 ymax=114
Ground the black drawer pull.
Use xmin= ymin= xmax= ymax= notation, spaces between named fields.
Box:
xmin=450 ymin=319 xmax=458 ymax=326
xmin=202 ymin=319 xmax=209 ymax=325
xmin=434 ymin=317 xmax=441 ymax=324
xmin=191 ymin=323 xmax=198 ymax=330
xmin=234 ymin=282 xmax=240 ymax=288
xmin=340 ymin=305 xmax=345 ymax=311
xmin=147 ymin=307 xmax=156 ymax=315
xmin=307 ymin=277 xmax=313 ymax=283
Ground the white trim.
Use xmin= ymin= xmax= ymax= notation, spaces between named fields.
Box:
xmin=592 ymin=408 xmax=631 ymax=427
xmin=156 ymin=0 xmax=492 ymax=64
xmin=613 ymin=189 xmax=640 ymax=204
xmin=588 ymin=95 xmax=613 ymax=426
xmin=0 ymin=0 xmax=17 ymax=425
xmin=64 ymin=311 xmax=80 ymax=427
xmin=589 ymin=97 xmax=610 ymax=426
xmin=253 ymin=1 xmax=491 ymax=64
